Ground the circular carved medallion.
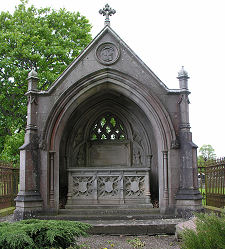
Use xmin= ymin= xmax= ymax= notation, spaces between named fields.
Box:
xmin=96 ymin=42 xmax=120 ymax=65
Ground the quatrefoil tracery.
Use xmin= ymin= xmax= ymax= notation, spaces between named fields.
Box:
xmin=90 ymin=113 xmax=126 ymax=141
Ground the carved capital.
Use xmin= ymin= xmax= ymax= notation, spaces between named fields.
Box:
xmin=26 ymin=124 xmax=38 ymax=131
xmin=27 ymin=92 xmax=38 ymax=105
xmin=171 ymin=139 xmax=180 ymax=149
xmin=39 ymin=140 xmax=47 ymax=150
xmin=180 ymin=123 xmax=191 ymax=130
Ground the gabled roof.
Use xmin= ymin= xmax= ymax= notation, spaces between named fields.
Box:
xmin=46 ymin=25 xmax=173 ymax=94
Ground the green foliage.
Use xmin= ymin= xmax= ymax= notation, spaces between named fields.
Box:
xmin=198 ymin=144 xmax=216 ymax=165
xmin=181 ymin=213 xmax=225 ymax=249
xmin=0 ymin=129 xmax=25 ymax=166
xmin=0 ymin=0 xmax=92 ymax=155
xmin=0 ymin=219 xmax=91 ymax=249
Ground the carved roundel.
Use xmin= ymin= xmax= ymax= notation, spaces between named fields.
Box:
xmin=96 ymin=42 xmax=120 ymax=65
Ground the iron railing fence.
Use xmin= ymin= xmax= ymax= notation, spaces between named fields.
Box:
xmin=198 ymin=158 xmax=225 ymax=208
xmin=0 ymin=162 xmax=19 ymax=209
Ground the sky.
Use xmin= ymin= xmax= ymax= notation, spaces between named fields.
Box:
xmin=1 ymin=0 xmax=225 ymax=157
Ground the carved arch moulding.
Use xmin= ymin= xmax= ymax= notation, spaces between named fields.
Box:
xmin=42 ymin=70 xmax=177 ymax=155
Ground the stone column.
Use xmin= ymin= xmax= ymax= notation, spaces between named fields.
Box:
xmin=66 ymin=170 xmax=73 ymax=204
xmin=175 ymin=67 xmax=202 ymax=216
xmin=162 ymin=151 xmax=169 ymax=203
xmin=49 ymin=151 xmax=55 ymax=208
xmin=14 ymin=69 xmax=43 ymax=220
xmin=144 ymin=170 xmax=151 ymax=204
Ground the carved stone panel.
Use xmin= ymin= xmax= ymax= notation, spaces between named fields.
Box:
xmin=72 ymin=176 xmax=95 ymax=198
xmin=88 ymin=142 xmax=130 ymax=166
xmin=66 ymin=168 xmax=152 ymax=206
xmin=124 ymin=176 xmax=145 ymax=197
xmin=98 ymin=176 xmax=120 ymax=198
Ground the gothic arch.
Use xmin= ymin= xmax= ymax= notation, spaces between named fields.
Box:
xmin=44 ymin=69 xmax=176 ymax=210
xmin=44 ymin=69 xmax=176 ymax=152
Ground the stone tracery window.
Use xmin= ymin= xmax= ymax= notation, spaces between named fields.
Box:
xmin=90 ymin=113 xmax=126 ymax=141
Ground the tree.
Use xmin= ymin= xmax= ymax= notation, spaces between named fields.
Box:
xmin=0 ymin=129 xmax=25 ymax=165
xmin=0 ymin=0 xmax=92 ymax=162
xmin=198 ymin=144 xmax=216 ymax=165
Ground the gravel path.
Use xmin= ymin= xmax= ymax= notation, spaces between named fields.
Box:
xmin=0 ymin=215 xmax=181 ymax=248
xmin=77 ymin=235 xmax=181 ymax=249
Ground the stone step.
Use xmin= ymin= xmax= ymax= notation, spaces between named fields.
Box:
xmin=35 ymin=215 xmax=184 ymax=235
xmin=36 ymin=206 xmax=184 ymax=235
xmin=65 ymin=204 xmax=153 ymax=210
xmin=59 ymin=214 xmax=177 ymax=221
xmin=87 ymin=219 xmax=184 ymax=235
xmin=59 ymin=207 xmax=158 ymax=216
xmin=38 ymin=212 xmax=179 ymax=221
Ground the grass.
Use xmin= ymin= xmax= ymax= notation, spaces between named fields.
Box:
xmin=0 ymin=207 xmax=15 ymax=217
xmin=181 ymin=212 xmax=225 ymax=249
xmin=199 ymin=188 xmax=206 ymax=205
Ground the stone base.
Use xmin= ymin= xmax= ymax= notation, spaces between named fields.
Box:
xmin=175 ymin=188 xmax=202 ymax=200
xmin=175 ymin=188 xmax=203 ymax=217
xmin=160 ymin=206 xmax=176 ymax=215
xmin=14 ymin=209 xmax=41 ymax=221
xmin=175 ymin=199 xmax=203 ymax=218
xmin=14 ymin=191 xmax=43 ymax=221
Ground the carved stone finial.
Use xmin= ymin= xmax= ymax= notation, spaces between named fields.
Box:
xmin=28 ymin=68 xmax=38 ymax=79
xmin=99 ymin=4 xmax=116 ymax=26
xmin=27 ymin=67 xmax=39 ymax=91
xmin=177 ymin=66 xmax=189 ymax=90
xmin=177 ymin=66 xmax=189 ymax=79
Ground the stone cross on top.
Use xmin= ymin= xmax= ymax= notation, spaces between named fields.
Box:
xmin=99 ymin=4 xmax=116 ymax=26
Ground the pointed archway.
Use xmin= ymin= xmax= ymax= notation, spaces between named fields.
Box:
xmin=60 ymin=92 xmax=156 ymax=207
xmin=45 ymin=70 xmax=175 ymax=212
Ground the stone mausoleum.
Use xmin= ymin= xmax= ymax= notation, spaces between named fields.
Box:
xmin=14 ymin=5 xmax=202 ymax=220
